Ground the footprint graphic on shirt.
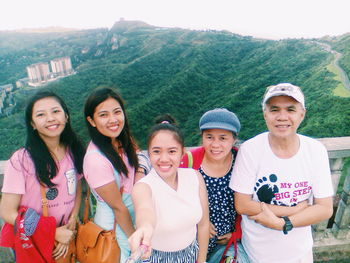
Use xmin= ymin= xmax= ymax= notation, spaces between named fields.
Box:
xmin=254 ymin=174 xmax=280 ymax=204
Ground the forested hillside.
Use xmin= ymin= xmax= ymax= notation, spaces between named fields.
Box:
xmin=0 ymin=20 xmax=349 ymax=159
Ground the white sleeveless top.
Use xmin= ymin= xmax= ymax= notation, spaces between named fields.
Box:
xmin=138 ymin=168 xmax=202 ymax=251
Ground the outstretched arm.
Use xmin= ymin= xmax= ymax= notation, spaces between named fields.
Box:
xmin=128 ymin=183 xmax=155 ymax=258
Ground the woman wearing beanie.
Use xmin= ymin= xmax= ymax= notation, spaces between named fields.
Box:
xmin=180 ymin=108 xmax=250 ymax=263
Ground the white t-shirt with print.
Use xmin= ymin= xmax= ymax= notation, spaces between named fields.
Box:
xmin=230 ymin=132 xmax=333 ymax=263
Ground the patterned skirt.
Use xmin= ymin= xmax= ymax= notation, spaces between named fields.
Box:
xmin=143 ymin=240 xmax=198 ymax=263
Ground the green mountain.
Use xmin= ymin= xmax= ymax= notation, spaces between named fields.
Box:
xmin=0 ymin=20 xmax=349 ymax=159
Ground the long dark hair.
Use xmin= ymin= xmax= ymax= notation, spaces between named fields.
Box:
xmin=25 ymin=90 xmax=85 ymax=187
xmin=84 ymin=87 xmax=138 ymax=176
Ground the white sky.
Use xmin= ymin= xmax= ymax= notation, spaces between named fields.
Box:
xmin=1 ymin=0 xmax=350 ymax=39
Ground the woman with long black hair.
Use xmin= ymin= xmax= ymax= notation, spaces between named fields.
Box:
xmin=0 ymin=90 xmax=85 ymax=262
xmin=83 ymin=87 xmax=139 ymax=262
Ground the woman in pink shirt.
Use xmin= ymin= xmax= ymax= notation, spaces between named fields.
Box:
xmin=0 ymin=90 xmax=85 ymax=261
xmin=83 ymin=87 xmax=139 ymax=262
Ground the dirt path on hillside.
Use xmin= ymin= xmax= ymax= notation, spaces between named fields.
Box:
xmin=314 ymin=41 xmax=350 ymax=92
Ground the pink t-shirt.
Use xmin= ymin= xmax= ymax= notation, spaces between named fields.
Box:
xmin=2 ymin=148 xmax=82 ymax=226
xmin=83 ymin=142 xmax=135 ymax=200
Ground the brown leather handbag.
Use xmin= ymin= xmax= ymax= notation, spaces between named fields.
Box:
xmin=76 ymin=187 xmax=120 ymax=263
xmin=40 ymin=185 xmax=76 ymax=263
xmin=55 ymin=241 xmax=76 ymax=263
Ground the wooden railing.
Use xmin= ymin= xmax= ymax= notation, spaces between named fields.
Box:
xmin=0 ymin=136 xmax=350 ymax=262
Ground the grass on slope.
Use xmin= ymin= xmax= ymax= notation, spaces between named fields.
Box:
xmin=327 ymin=64 xmax=350 ymax=97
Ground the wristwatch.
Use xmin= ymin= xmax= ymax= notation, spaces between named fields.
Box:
xmin=282 ymin=216 xmax=293 ymax=235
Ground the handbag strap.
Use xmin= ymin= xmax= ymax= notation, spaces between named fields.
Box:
xmin=219 ymin=214 xmax=242 ymax=263
xmin=83 ymin=186 xmax=117 ymax=234
xmin=220 ymin=232 xmax=238 ymax=263
xmin=40 ymin=184 xmax=49 ymax=217
xmin=82 ymin=187 xmax=91 ymax=224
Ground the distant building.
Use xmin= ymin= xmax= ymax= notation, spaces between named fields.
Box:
xmin=0 ymin=89 xmax=5 ymax=114
xmin=50 ymin=57 xmax=73 ymax=77
xmin=0 ymin=84 xmax=13 ymax=92
xmin=0 ymin=85 xmax=12 ymax=115
xmin=24 ymin=57 xmax=74 ymax=88
xmin=81 ymin=48 xmax=89 ymax=54
xmin=27 ymin=62 xmax=50 ymax=86
xmin=16 ymin=78 xmax=29 ymax=88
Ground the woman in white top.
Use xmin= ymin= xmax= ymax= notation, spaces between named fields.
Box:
xmin=128 ymin=115 xmax=209 ymax=263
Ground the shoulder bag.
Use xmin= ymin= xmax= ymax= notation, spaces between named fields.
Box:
xmin=76 ymin=187 xmax=120 ymax=263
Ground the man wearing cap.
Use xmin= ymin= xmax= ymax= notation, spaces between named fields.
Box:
xmin=230 ymin=83 xmax=333 ymax=262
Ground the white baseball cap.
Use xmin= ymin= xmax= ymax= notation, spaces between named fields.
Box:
xmin=262 ymin=83 xmax=305 ymax=109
